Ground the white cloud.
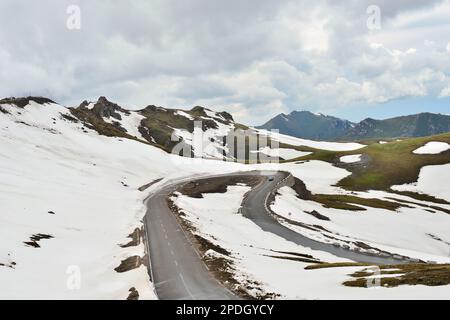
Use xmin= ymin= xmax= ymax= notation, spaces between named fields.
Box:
xmin=439 ymin=84 xmax=450 ymax=97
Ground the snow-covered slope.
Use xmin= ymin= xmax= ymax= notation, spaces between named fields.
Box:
xmin=392 ymin=163 xmax=450 ymax=202
xmin=1 ymin=96 xmax=449 ymax=299
xmin=71 ymin=97 xmax=238 ymax=159
xmin=0 ymin=98 xmax=248 ymax=299
xmin=271 ymin=186 xmax=450 ymax=264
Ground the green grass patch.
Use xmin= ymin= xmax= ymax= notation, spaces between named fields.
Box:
xmin=311 ymin=194 xmax=403 ymax=211
xmin=70 ymin=108 xmax=143 ymax=143
xmin=279 ymin=133 xmax=450 ymax=197
xmin=343 ymin=263 xmax=450 ymax=288
xmin=338 ymin=133 xmax=450 ymax=191
xmin=391 ymin=191 xmax=450 ymax=205
xmin=305 ymin=262 xmax=371 ymax=270
xmin=306 ymin=262 xmax=450 ymax=288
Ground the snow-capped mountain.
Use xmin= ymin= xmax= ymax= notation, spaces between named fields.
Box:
xmin=71 ymin=96 xmax=241 ymax=158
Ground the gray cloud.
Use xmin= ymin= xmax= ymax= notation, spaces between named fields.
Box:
xmin=0 ymin=0 xmax=449 ymax=124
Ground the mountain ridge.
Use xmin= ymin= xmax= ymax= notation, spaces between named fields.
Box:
xmin=258 ymin=110 xmax=450 ymax=141
xmin=0 ymin=95 xmax=245 ymax=159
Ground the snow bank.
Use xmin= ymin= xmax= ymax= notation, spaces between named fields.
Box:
xmin=392 ymin=163 xmax=450 ymax=202
xmin=258 ymin=147 xmax=311 ymax=160
xmin=340 ymin=154 xmax=362 ymax=163
xmin=174 ymin=110 xmax=194 ymax=120
xmin=257 ymin=129 xmax=365 ymax=151
xmin=413 ymin=141 xmax=450 ymax=154
xmin=118 ymin=111 xmax=146 ymax=140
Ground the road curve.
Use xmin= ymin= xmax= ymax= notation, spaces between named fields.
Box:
xmin=144 ymin=181 xmax=236 ymax=300
xmin=239 ymin=171 xmax=406 ymax=265
xmin=144 ymin=170 xmax=406 ymax=300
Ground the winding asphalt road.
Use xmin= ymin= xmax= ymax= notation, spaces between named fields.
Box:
xmin=239 ymin=171 xmax=406 ymax=265
xmin=144 ymin=170 xmax=406 ymax=300
xmin=144 ymin=181 xmax=236 ymax=300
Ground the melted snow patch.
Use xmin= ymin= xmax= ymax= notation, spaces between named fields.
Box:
xmin=175 ymin=110 xmax=194 ymax=120
xmin=392 ymin=163 xmax=450 ymax=202
xmin=413 ymin=142 xmax=450 ymax=155
xmin=204 ymin=108 xmax=228 ymax=122
xmin=119 ymin=111 xmax=146 ymax=140
xmin=258 ymin=130 xmax=365 ymax=151
xmin=258 ymin=147 xmax=311 ymax=160
xmin=340 ymin=154 xmax=362 ymax=163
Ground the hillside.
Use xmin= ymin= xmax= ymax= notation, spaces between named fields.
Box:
xmin=258 ymin=111 xmax=450 ymax=141
xmin=1 ymin=96 xmax=450 ymax=299
xmin=256 ymin=111 xmax=354 ymax=140
xmin=70 ymin=96 xmax=237 ymax=158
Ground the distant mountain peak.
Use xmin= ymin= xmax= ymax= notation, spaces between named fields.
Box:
xmin=257 ymin=110 xmax=353 ymax=140
xmin=258 ymin=110 xmax=450 ymax=141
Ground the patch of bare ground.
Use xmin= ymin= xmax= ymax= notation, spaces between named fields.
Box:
xmin=427 ymin=234 xmax=450 ymax=246
xmin=386 ymin=196 xmax=450 ymax=215
xmin=114 ymin=255 xmax=145 ymax=273
xmin=59 ymin=113 xmax=79 ymax=123
xmin=24 ymin=234 xmax=54 ymax=248
xmin=127 ymin=287 xmax=139 ymax=300
xmin=289 ymin=177 xmax=410 ymax=212
xmin=167 ymin=195 xmax=279 ymax=299
xmin=115 ymin=224 xmax=150 ymax=292
xmin=120 ymin=227 xmax=144 ymax=248
xmin=305 ymin=262 xmax=372 ymax=270
xmin=270 ymin=210 xmax=332 ymax=233
xmin=138 ymin=178 xmax=163 ymax=192
xmin=306 ymin=210 xmax=330 ymax=221
xmin=0 ymin=106 xmax=9 ymax=114
xmin=0 ymin=261 xmax=16 ymax=269
xmin=343 ymin=263 xmax=450 ymax=288
xmin=392 ymin=191 xmax=450 ymax=205
xmin=267 ymin=250 xmax=322 ymax=263
xmin=305 ymin=262 xmax=450 ymax=288
xmin=178 ymin=175 xmax=263 ymax=198
xmin=290 ymin=177 xmax=313 ymax=200
xmin=266 ymin=255 xmax=322 ymax=264
xmin=0 ymin=96 xmax=55 ymax=108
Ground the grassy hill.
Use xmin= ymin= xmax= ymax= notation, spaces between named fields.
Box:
xmin=281 ymin=133 xmax=450 ymax=202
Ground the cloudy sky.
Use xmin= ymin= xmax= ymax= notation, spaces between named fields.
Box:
xmin=1 ymin=0 xmax=449 ymax=124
